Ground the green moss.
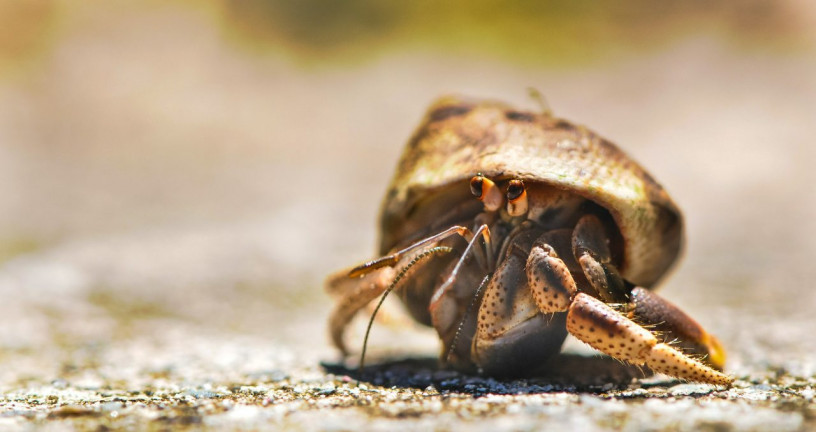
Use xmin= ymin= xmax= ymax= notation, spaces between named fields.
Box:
xmin=214 ymin=0 xmax=805 ymax=68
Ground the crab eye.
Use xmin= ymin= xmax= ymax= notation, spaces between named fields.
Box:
xmin=470 ymin=174 xmax=503 ymax=211
xmin=507 ymin=180 xmax=524 ymax=201
xmin=470 ymin=174 xmax=484 ymax=198
xmin=506 ymin=179 xmax=528 ymax=217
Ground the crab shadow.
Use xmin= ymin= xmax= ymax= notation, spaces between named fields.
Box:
xmin=322 ymin=353 xmax=654 ymax=396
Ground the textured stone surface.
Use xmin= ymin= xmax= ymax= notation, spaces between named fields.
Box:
xmin=1 ymin=4 xmax=815 ymax=431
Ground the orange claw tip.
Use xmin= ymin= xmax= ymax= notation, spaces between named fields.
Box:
xmin=705 ymin=334 xmax=728 ymax=372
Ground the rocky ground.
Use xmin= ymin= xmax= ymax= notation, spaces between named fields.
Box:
xmin=1 ymin=3 xmax=815 ymax=431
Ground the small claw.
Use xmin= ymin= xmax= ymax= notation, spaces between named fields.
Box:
xmin=572 ymin=214 xmax=628 ymax=303
xmin=577 ymin=253 xmax=614 ymax=302
xmin=526 ymin=244 xmax=575 ymax=313
xmin=572 ymin=214 xmax=612 ymax=262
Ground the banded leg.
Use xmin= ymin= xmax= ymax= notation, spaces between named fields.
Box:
xmin=349 ymin=225 xmax=488 ymax=278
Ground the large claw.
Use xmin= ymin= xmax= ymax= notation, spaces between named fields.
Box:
xmin=566 ymin=294 xmax=732 ymax=385
xmin=521 ymin=215 xmax=733 ymax=385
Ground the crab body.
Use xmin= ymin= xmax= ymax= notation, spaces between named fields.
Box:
xmin=327 ymin=96 xmax=731 ymax=385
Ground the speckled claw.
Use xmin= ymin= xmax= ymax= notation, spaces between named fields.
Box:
xmin=646 ymin=343 xmax=732 ymax=386
xmin=566 ymin=293 xmax=732 ymax=386
xmin=526 ymin=243 xmax=574 ymax=313
xmin=627 ymin=287 xmax=727 ymax=371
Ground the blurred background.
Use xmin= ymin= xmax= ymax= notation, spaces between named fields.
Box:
xmin=1 ymin=0 xmax=815 ymax=388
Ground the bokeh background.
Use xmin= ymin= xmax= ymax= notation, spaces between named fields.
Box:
xmin=1 ymin=1 xmax=815 ymax=429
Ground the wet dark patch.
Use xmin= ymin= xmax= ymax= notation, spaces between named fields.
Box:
xmin=505 ymin=110 xmax=536 ymax=122
xmin=429 ymin=105 xmax=471 ymax=122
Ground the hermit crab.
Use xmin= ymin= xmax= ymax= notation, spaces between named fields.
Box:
xmin=327 ymin=96 xmax=731 ymax=385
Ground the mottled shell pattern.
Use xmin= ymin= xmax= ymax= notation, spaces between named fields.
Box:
xmin=379 ymin=96 xmax=683 ymax=289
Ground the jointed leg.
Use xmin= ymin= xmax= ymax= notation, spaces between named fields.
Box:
xmin=525 ymin=227 xmax=732 ymax=385
xmin=571 ymin=215 xmax=727 ymax=373
xmin=430 ymin=224 xmax=492 ymax=308
xmin=572 ymin=214 xmax=629 ymax=303
xmin=327 ymin=266 xmax=396 ymax=355
xmin=328 ymin=222 xmax=493 ymax=357
xmin=349 ymin=225 xmax=491 ymax=278
xmin=328 ymin=244 xmax=457 ymax=357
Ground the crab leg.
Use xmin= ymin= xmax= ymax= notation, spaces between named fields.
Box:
xmin=329 ymin=217 xmax=497 ymax=358
xmin=572 ymin=214 xmax=629 ymax=303
xmin=566 ymin=293 xmax=732 ymax=385
xmin=522 ymin=237 xmax=732 ymax=384
xmin=569 ymin=214 xmax=728 ymax=374
xmin=326 ymin=266 xmax=396 ymax=355
xmin=348 ymin=225 xmax=472 ymax=278
xmin=430 ymin=224 xmax=491 ymax=309
xmin=327 ymin=242 xmax=457 ymax=356
xmin=526 ymin=242 xmax=575 ymax=313
xmin=426 ymin=224 xmax=497 ymax=361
